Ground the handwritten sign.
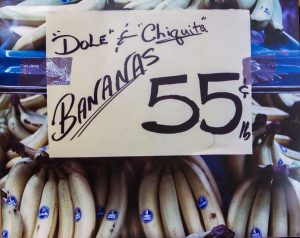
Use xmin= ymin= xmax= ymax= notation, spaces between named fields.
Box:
xmin=46 ymin=10 xmax=251 ymax=157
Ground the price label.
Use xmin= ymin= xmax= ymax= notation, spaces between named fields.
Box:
xmin=47 ymin=10 xmax=251 ymax=157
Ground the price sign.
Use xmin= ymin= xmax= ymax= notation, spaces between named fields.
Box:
xmin=46 ymin=10 xmax=251 ymax=157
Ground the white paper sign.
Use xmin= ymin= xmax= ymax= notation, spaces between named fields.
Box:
xmin=47 ymin=10 xmax=251 ymax=157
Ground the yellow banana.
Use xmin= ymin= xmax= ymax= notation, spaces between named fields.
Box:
xmin=172 ymin=161 xmax=204 ymax=234
xmin=139 ymin=162 xmax=164 ymax=238
xmin=181 ymin=160 xmax=224 ymax=230
xmin=236 ymin=0 xmax=256 ymax=9
xmin=154 ymin=0 xmax=190 ymax=9
xmin=96 ymin=163 xmax=127 ymax=238
xmin=270 ymin=177 xmax=288 ymax=237
xmin=35 ymin=106 xmax=47 ymax=116
xmin=20 ymin=95 xmax=47 ymax=110
xmin=0 ymin=175 xmax=8 ymax=189
xmin=4 ymin=160 xmax=35 ymax=209
xmin=18 ymin=0 xmax=80 ymax=6
xmin=63 ymin=160 xmax=87 ymax=178
xmin=284 ymin=177 xmax=300 ymax=237
xmin=256 ymin=130 xmax=274 ymax=166
xmin=0 ymin=94 xmax=12 ymax=111
xmin=6 ymin=105 xmax=31 ymax=140
xmin=159 ymin=162 xmax=185 ymax=238
xmin=124 ymin=0 xmax=162 ymax=9
xmin=68 ymin=170 xmax=96 ymax=238
xmin=20 ymin=167 xmax=47 ymax=238
xmin=56 ymin=169 xmax=74 ymax=238
xmin=32 ymin=170 xmax=58 ymax=238
xmin=2 ymin=204 xmax=23 ymax=238
xmin=247 ymin=179 xmax=271 ymax=238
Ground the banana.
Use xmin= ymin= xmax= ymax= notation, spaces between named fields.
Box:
xmin=10 ymin=25 xmax=36 ymax=37
xmin=187 ymin=0 xmax=206 ymax=9
xmin=68 ymin=170 xmax=96 ymax=238
xmin=270 ymin=0 xmax=283 ymax=30
xmin=20 ymin=167 xmax=47 ymax=238
xmin=20 ymin=95 xmax=47 ymax=110
xmin=154 ymin=0 xmax=190 ymax=9
xmin=96 ymin=163 xmax=128 ymax=238
xmin=17 ymin=102 xmax=46 ymax=133
xmin=56 ymin=169 xmax=74 ymax=238
xmin=251 ymin=104 xmax=289 ymax=122
xmin=1 ymin=204 xmax=23 ymax=238
xmin=0 ymin=94 xmax=12 ymax=111
xmin=256 ymin=130 xmax=274 ymax=165
xmin=139 ymin=162 xmax=164 ymax=238
xmin=231 ymin=177 xmax=260 ymax=238
xmin=289 ymin=178 xmax=300 ymax=204
xmin=274 ymin=141 xmax=300 ymax=161
xmin=18 ymin=0 xmax=80 ymax=6
xmin=274 ymin=134 xmax=291 ymax=147
xmin=247 ymin=179 xmax=271 ymax=238
xmin=270 ymin=177 xmax=288 ymax=237
xmin=236 ymin=0 xmax=256 ymax=9
xmin=6 ymin=104 xmax=31 ymax=140
xmin=251 ymin=0 xmax=274 ymax=30
xmin=32 ymin=169 xmax=58 ymax=238
xmin=6 ymin=119 xmax=48 ymax=160
xmin=284 ymin=177 xmax=300 ymax=237
xmin=13 ymin=23 xmax=46 ymax=50
xmin=172 ymin=161 xmax=204 ymax=234
xmin=35 ymin=106 xmax=47 ymax=116
xmin=0 ymin=0 xmax=107 ymax=24
xmin=181 ymin=160 xmax=224 ymax=230
xmin=5 ymin=157 xmax=26 ymax=170
xmin=92 ymin=161 xmax=108 ymax=228
xmin=0 ymin=175 xmax=8 ymax=189
xmin=227 ymin=176 xmax=260 ymax=232
xmin=4 ymin=160 xmax=35 ymax=209
xmin=63 ymin=160 xmax=87 ymax=178
xmin=124 ymin=0 xmax=162 ymax=9
xmin=186 ymin=156 xmax=222 ymax=207
xmin=159 ymin=162 xmax=185 ymax=238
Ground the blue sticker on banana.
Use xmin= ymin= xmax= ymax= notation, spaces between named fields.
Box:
xmin=280 ymin=145 xmax=288 ymax=153
xmin=38 ymin=206 xmax=50 ymax=219
xmin=2 ymin=230 xmax=8 ymax=238
xmin=277 ymin=158 xmax=284 ymax=165
xmin=141 ymin=209 xmax=153 ymax=223
xmin=96 ymin=207 xmax=105 ymax=218
xmin=251 ymin=228 xmax=262 ymax=238
xmin=75 ymin=207 xmax=82 ymax=222
xmin=106 ymin=210 xmax=118 ymax=221
xmin=6 ymin=196 xmax=17 ymax=208
xmin=197 ymin=196 xmax=208 ymax=209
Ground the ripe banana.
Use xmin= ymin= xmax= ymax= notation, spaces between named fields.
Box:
xmin=0 ymin=0 xmax=107 ymax=24
xmin=35 ymin=106 xmax=47 ymax=116
xmin=1 ymin=204 xmax=23 ymax=238
xmin=20 ymin=95 xmax=47 ymax=110
xmin=182 ymin=160 xmax=224 ymax=230
xmin=92 ymin=161 xmax=108 ymax=228
xmin=251 ymin=104 xmax=289 ymax=122
xmin=6 ymin=119 xmax=48 ymax=160
xmin=13 ymin=23 xmax=46 ymax=50
xmin=270 ymin=177 xmax=288 ymax=237
xmin=251 ymin=0 xmax=274 ymax=30
xmin=159 ymin=162 xmax=185 ymax=238
xmin=0 ymin=94 xmax=12 ymax=111
xmin=284 ymin=177 xmax=300 ymax=237
xmin=4 ymin=160 xmax=36 ymax=209
xmin=139 ymin=162 xmax=164 ymax=238
xmin=18 ymin=0 xmax=80 ymax=6
xmin=63 ymin=160 xmax=87 ymax=178
xmin=17 ymin=102 xmax=46 ymax=132
xmin=96 ymin=163 xmax=127 ymax=238
xmin=236 ymin=0 xmax=256 ymax=9
xmin=20 ymin=167 xmax=47 ymax=238
xmin=269 ymin=0 xmax=283 ymax=30
xmin=154 ymin=0 xmax=191 ymax=9
xmin=256 ymin=130 xmax=274 ymax=165
xmin=172 ymin=161 xmax=204 ymax=234
xmin=68 ymin=170 xmax=96 ymax=238
xmin=56 ymin=169 xmax=74 ymax=238
xmin=0 ymin=174 xmax=8 ymax=189
xmin=32 ymin=169 xmax=58 ymax=238
xmin=6 ymin=104 xmax=31 ymax=140
xmin=247 ymin=179 xmax=271 ymax=238
xmin=124 ymin=0 xmax=162 ymax=9
xmin=186 ymin=156 xmax=222 ymax=207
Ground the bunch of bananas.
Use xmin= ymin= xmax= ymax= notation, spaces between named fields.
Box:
xmin=1 ymin=158 xmax=132 ymax=238
xmin=227 ymin=170 xmax=300 ymax=237
xmin=138 ymin=156 xmax=225 ymax=237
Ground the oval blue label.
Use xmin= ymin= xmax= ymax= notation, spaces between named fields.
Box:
xmin=74 ymin=207 xmax=82 ymax=222
xmin=96 ymin=207 xmax=105 ymax=218
xmin=6 ymin=195 xmax=17 ymax=208
xmin=38 ymin=206 xmax=50 ymax=219
xmin=2 ymin=230 xmax=8 ymax=238
xmin=277 ymin=158 xmax=284 ymax=165
xmin=106 ymin=210 xmax=119 ymax=221
xmin=251 ymin=228 xmax=262 ymax=238
xmin=280 ymin=145 xmax=288 ymax=153
xmin=197 ymin=196 xmax=208 ymax=209
xmin=141 ymin=209 xmax=154 ymax=223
